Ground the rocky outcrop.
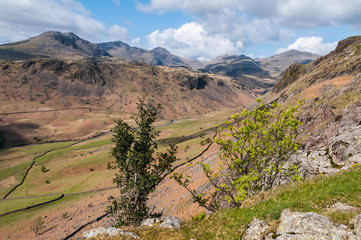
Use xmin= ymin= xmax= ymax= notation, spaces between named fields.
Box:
xmin=276 ymin=209 xmax=356 ymax=239
xmin=159 ymin=216 xmax=182 ymax=229
xmin=245 ymin=210 xmax=361 ymax=240
xmin=243 ymin=218 xmax=269 ymax=240
xmin=82 ymin=227 xmax=140 ymax=239
xmin=141 ymin=218 xmax=160 ymax=227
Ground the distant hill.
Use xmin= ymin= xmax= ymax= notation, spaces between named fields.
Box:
xmin=197 ymin=55 xmax=274 ymax=94
xmin=200 ymin=54 xmax=268 ymax=77
xmin=256 ymin=49 xmax=320 ymax=78
xmin=98 ymin=41 xmax=199 ymax=68
xmin=0 ymin=31 xmax=110 ymax=60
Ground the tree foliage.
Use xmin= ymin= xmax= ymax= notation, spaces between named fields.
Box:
xmin=107 ymin=97 xmax=177 ymax=226
xmin=173 ymin=100 xmax=302 ymax=211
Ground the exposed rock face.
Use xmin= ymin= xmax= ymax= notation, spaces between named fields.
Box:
xmin=292 ymin=125 xmax=361 ymax=177
xmin=159 ymin=216 xmax=181 ymax=229
xmin=243 ymin=218 xmax=269 ymax=240
xmin=276 ymin=209 xmax=356 ymax=239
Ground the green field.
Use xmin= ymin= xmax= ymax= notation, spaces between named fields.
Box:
xmin=0 ymin=108 xmax=235 ymax=227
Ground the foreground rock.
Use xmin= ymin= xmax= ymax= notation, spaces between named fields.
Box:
xmin=82 ymin=227 xmax=140 ymax=239
xmin=159 ymin=216 xmax=181 ymax=229
xmin=245 ymin=210 xmax=361 ymax=240
xmin=243 ymin=218 xmax=269 ymax=240
xmin=141 ymin=218 xmax=160 ymax=227
xmin=276 ymin=209 xmax=356 ymax=239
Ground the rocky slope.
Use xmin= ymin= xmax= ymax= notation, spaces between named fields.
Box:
xmin=268 ymin=35 xmax=361 ymax=177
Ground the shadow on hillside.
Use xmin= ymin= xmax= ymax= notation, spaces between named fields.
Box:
xmin=0 ymin=123 xmax=40 ymax=148
xmin=156 ymin=126 xmax=217 ymax=146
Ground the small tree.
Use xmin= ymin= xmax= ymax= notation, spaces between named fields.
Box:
xmin=107 ymin=97 xmax=177 ymax=226
xmin=31 ymin=216 xmax=44 ymax=236
xmin=173 ymin=100 xmax=302 ymax=211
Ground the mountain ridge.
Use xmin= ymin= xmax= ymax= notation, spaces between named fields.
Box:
xmin=0 ymin=31 xmax=320 ymax=79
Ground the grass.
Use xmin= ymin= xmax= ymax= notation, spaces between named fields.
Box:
xmin=101 ymin=165 xmax=361 ymax=240
xmin=0 ymin=195 xmax=60 ymax=215
xmin=0 ymin=191 xmax=98 ymax=228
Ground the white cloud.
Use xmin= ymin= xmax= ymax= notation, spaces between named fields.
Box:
xmin=0 ymin=0 xmax=129 ymax=44
xmin=138 ymin=0 xmax=361 ymax=28
xmin=146 ymin=22 xmax=244 ymax=61
xmin=137 ymin=0 xmax=241 ymax=14
xmin=109 ymin=25 xmax=129 ymax=41
xmin=276 ymin=37 xmax=337 ymax=55
xmin=138 ymin=0 xmax=361 ymax=57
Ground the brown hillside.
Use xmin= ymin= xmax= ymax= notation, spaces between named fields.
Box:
xmin=0 ymin=58 xmax=254 ymax=147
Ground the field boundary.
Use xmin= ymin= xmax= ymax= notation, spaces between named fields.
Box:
xmin=0 ymin=194 xmax=64 ymax=217
xmin=2 ymin=141 xmax=83 ymax=199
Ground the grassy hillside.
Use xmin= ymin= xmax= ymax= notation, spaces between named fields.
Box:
xmin=91 ymin=165 xmax=361 ymax=240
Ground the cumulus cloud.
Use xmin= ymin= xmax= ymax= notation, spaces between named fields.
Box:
xmin=138 ymin=0 xmax=361 ymax=58
xmin=276 ymin=37 xmax=337 ymax=55
xmin=109 ymin=25 xmax=129 ymax=41
xmin=0 ymin=0 xmax=129 ymax=44
xmin=138 ymin=0 xmax=361 ymax=28
xmin=137 ymin=0 xmax=241 ymax=14
xmin=147 ymin=22 xmax=244 ymax=61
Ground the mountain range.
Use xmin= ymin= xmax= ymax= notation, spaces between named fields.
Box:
xmin=0 ymin=31 xmax=319 ymax=93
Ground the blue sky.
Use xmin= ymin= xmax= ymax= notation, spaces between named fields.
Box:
xmin=0 ymin=0 xmax=360 ymax=60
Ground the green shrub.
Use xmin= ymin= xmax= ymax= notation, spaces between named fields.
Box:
xmin=192 ymin=212 xmax=206 ymax=222
xmin=40 ymin=165 xmax=48 ymax=173
xmin=174 ymin=100 xmax=303 ymax=211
